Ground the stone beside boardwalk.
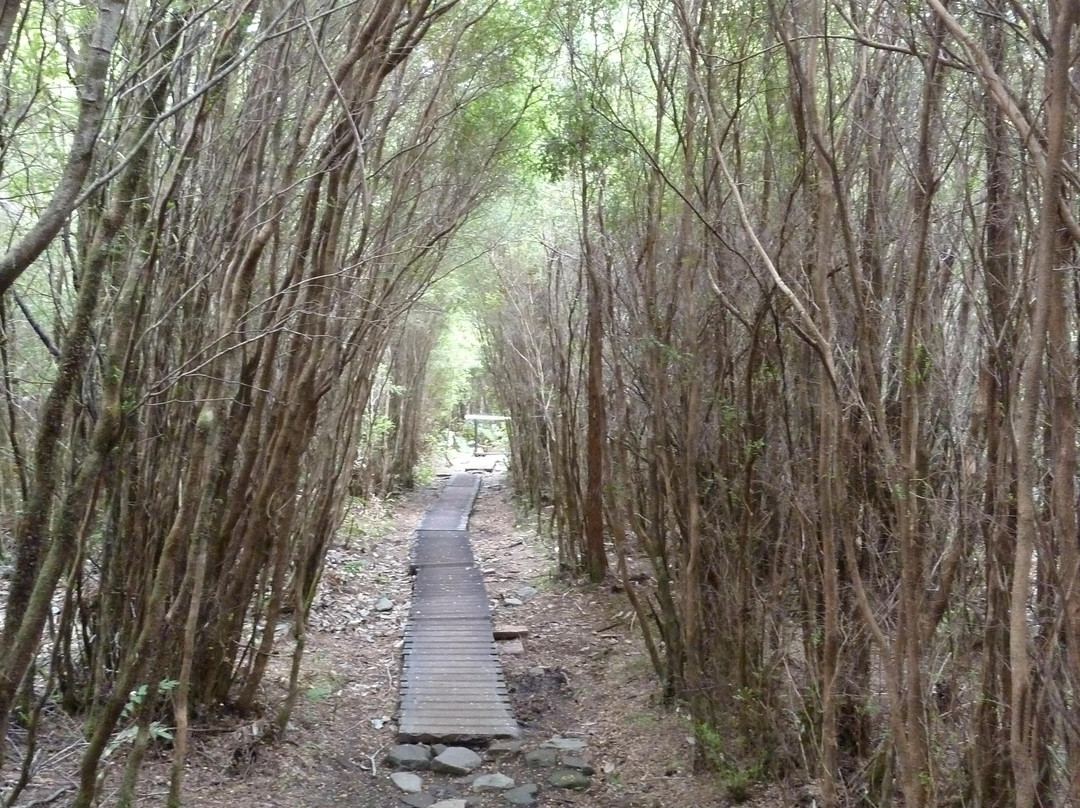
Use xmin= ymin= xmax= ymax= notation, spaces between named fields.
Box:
xmin=397 ymin=473 xmax=519 ymax=742
xmin=385 ymin=733 xmax=597 ymax=806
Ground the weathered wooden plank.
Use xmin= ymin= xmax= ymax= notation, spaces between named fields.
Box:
xmin=400 ymin=692 xmax=510 ymax=700
xmin=399 ymin=664 xmax=503 ymax=673
xmin=399 ymin=701 xmax=513 ymax=713
xmin=400 ymin=713 xmax=514 ymax=723
xmin=493 ymin=625 xmax=529 ymax=639
xmin=401 ymin=687 xmax=509 ymax=695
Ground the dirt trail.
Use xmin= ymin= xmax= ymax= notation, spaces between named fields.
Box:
xmin=136 ymin=471 xmax=730 ymax=807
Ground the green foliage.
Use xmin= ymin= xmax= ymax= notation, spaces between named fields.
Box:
xmin=341 ymin=558 xmax=369 ymax=575
xmin=413 ymin=462 xmax=435 ymax=486
xmin=121 ymin=678 xmax=179 ymax=721
xmin=304 ymin=682 xmax=334 ymax=702
xmin=104 ymin=721 xmax=174 ymax=757
xmin=537 ymin=73 xmax=631 ymax=182
xmin=367 ymin=414 xmax=395 ymax=441
xmin=303 ymin=669 xmax=343 ymax=702
xmin=693 ymin=719 xmax=765 ymax=804
xmin=421 ymin=0 xmax=560 ymax=196
xmin=104 ymin=679 xmax=180 ymax=757
xmin=694 ymin=719 xmax=724 ymax=765
xmin=423 ymin=306 xmax=483 ymax=428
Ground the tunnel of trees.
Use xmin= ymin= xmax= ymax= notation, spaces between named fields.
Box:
xmin=1 ymin=0 xmax=1079 ymax=806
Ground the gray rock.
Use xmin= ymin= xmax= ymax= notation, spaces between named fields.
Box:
xmin=516 ymin=585 xmax=538 ymax=601
xmin=375 ymin=596 xmax=395 ymax=612
xmin=472 ymin=773 xmax=516 ymax=791
xmin=391 ymin=772 xmax=424 ymax=793
xmin=488 ymin=739 xmax=524 ymax=756
xmin=431 ymin=743 xmax=448 ymax=756
xmin=560 ymin=755 xmax=595 ymax=775
xmin=387 ymin=744 xmax=432 ymax=770
xmin=503 ymin=597 xmax=523 ymax=607
xmin=547 ymin=768 xmax=591 ymax=790
xmin=524 ymin=748 xmax=557 ymax=767
xmin=430 ymin=801 xmax=467 ymax=808
xmin=432 ymin=746 xmax=483 ymax=775
xmin=503 ymin=784 xmax=540 ymax=806
xmin=400 ymin=795 xmax=436 ymax=808
xmin=527 ymin=666 xmax=546 ymax=676
xmin=540 ymin=736 xmax=586 ymax=753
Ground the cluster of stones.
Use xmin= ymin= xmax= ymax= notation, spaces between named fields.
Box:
xmin=385 ymin=734 xmax=593 ymax=807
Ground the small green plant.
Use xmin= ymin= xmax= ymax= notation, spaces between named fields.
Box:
xmin=303 ymin=670 xmax=340 ymax=702
xmin=721 ymin=763 xmax=761 ymax=804
xmin=413 ymin=462 xmax=435 ymax=486
xmin=693 ymin=719 xmax=764 ymax=804
xmin=121 ymin=679 xmax=179 ymax=721
xmin=694 ymin=719 xmax=724 ymax=767
xmin=104 ymin=679 xmax=179 ymax=757
xmin=304 ymin=682 xmax=334 ymax=702
xmin=342 ymin=558 xmax=369 ymax=575
xmin=106 ymin=721 xmax=175 ymax=756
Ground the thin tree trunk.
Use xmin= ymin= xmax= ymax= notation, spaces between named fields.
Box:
xmin=582 ymin=173 xmax=608 ymax=583
xmin=1007 ymin=6 xmax=1077 ymax=807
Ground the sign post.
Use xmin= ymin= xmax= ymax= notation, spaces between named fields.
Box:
xmin=463 ymin=413 xmax=511 ymax=456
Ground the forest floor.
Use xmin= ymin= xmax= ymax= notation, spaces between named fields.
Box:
xmin=8 ymin=463 xmax=780 ymax=807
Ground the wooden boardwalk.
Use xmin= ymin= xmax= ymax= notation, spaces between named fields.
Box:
xmin=397 ymin=473 xmax=519 ymax=742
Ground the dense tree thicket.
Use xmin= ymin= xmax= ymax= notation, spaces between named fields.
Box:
xmin=0 ymin=0 xmax=538 ymax=803
xmin=481 ymin=2 xmax=1080 ymax=807
xmin=4 ymin=0 xmax=1080 ymax=807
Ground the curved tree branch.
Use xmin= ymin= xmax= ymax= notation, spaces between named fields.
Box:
xmin=0 ymin=0 xmax=125 ymax=297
